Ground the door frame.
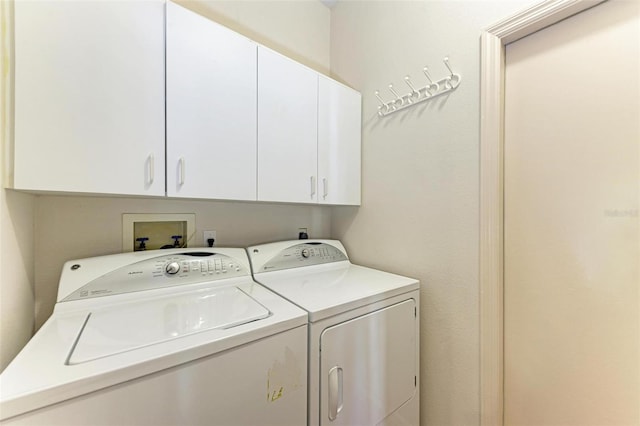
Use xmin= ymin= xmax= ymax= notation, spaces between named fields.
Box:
xmin=478 ymin=1 xmax=607 ymax=424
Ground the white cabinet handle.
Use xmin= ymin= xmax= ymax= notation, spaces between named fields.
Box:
xmin=147 ymin=153 xmax=155 ymax=185
xmin=328 ymin=366 xmax=343 ymax=421
xmin=323 ymin=178 xmax=328 ymax=199
xmin=310 ymin=175 xmax=316 ymax=197
xmin=178 ymin=157 xmax=185 ymax=186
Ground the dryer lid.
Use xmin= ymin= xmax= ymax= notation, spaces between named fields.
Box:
xmin=253 ymin=264 xmax=419 ymax=322
xmin=68 ymin=285 xmax=270 ymax=364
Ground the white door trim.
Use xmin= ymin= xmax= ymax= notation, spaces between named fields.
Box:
xmin=478 ymin=1 xmax=607 ymax=424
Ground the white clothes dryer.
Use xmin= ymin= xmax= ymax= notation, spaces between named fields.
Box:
xmin=248 ymin=240 xmax=420 ymax=426
xmin=0 ymin=248 xmax=308 ymax=425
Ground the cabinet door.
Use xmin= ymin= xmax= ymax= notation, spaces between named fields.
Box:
xmin=13 ymin=1 xmax=164 ymax=196
xmin=319 ymin=300 xmax=417 ymax=425
xmin=257 ymin=47 xmax=318 ymax=203
xmin=318 ymin=77 xmax=362 ymax=205
xmin=166 ymin=2 xmax=257 ymax=200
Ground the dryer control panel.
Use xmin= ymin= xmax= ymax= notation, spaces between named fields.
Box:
xmin=251 ymin=242 xmax=348 ymax=273
xmin=61 ymin=252 xmax=247 ymax=302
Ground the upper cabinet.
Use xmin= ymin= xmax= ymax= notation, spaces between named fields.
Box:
xmin=11 ymin=1 xmax=361 ymax=205
xmin=166 ymin=3 xmax=257 ymax=200
xmin=257 ymin=47 xmax=319 ymax=204
xmin=257 ymin=47 xmax=362 ymax=205
xmin=13 ymin=0 xmax=165 ymax=196
xmin=318 ymin=76 xmax=362 ymax=206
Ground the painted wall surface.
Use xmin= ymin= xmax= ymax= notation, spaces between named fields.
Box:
xmin=173 ymin=0 xmax=330 ymax=74
xmin=328 ymin=1 xmax=534 ymax=424
xmin=0 ymin=189 xmax=35 ymax=372
xmin=4 ymin=0 xmax=331 ymax=334
xmin=0 ymin=0 xmax=36 ymax=372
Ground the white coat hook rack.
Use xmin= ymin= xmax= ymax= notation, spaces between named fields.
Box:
xmin=375 ymin=57 xmax=462 ymax=117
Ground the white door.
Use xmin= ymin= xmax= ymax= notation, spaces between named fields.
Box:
xmin=317 ymin=77 xmax=362 ymax=206
xmin=166 ymin=2 xmax=257 ymax=200
xmin=257 ymin=47 xmax=318 ymax=203
xmin=13 ymin=0 xmax=164 ymax=196
xmin=319 ymin=300 xmax=417 ymax=425
xmin=503 ymin=1 xmax=639 ymax=424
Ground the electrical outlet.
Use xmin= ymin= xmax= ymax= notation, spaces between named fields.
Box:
xmin=203 ymin=230 xmax=217 ymax=247
xmin=298 ymin=227 xmax=309 ymax=239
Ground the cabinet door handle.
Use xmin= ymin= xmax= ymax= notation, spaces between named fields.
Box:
xmin=147 ymin=153 xmax=155 ymax=185
xmin=328 ymin=366 xmax=343 ymax=421
xmin=179 ymin=157 xmax=185 ymax=186
xmin=310 ymin=176 xmax=316 ymax=198
xmin=323 ymin=178 xmax=328 ymax=199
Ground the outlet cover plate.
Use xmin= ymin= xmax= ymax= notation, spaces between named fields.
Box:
xmin=203 ymin=230 xmax=217 ymax=247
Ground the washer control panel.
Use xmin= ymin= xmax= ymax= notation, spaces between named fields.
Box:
xmin=155 ymin=255 xmax=241 ymax=278
xmin=62 ymin=252 xmax=246 ymax=302
xmin=256 ymin=242 xmax=348 ymax=273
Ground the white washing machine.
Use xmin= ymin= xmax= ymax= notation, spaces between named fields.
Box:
xmin=248 ymin=240 xmax=420 ymax=426
xmin=0 ymin=248 xmax=308 ymax=425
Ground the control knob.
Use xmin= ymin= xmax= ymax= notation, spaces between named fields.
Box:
xmin=165 ymin=261 xmax=181 ymax=275
xmin=301 ymin=248 xmax=310 ymax=258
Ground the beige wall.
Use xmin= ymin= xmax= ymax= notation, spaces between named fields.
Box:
xmin=0 ymin=190 xmax=34 ymax=371
xmin=173 ymin=0 xmax=330 ymax=74
xmin=2 ymin=0 xmax=332 ymax=360
xmin=328 ymin=1 xmax=533 ymax=424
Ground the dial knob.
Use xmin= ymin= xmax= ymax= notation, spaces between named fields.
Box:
xmin=165 ymin=261 xmax=181 ymax=275
xmin=301 ymin=248 xmax=310 ymax=258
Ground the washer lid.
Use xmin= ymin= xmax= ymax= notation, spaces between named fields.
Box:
xmin=68 ymin=286 xmax=270 ymax=364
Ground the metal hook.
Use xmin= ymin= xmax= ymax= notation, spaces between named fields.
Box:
xmin=443 ymin=57 xmax=462 ymax=88
xmin=404 ymin=76 xmax=420 ymax=102
xmin=443 ymin=57 xmax=455 ymax=77
xmin=388 ymin=84 xmax=404 ymax=106
xmin=375 ymin=90 xmax=390 ymax=116
xmin=423 ymin=67 xmax=439 ymax=94
xmin=422 ymin=67 xmax=434 ymax=84
xmin=376 ymin=58 xmax=463 ymax=117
